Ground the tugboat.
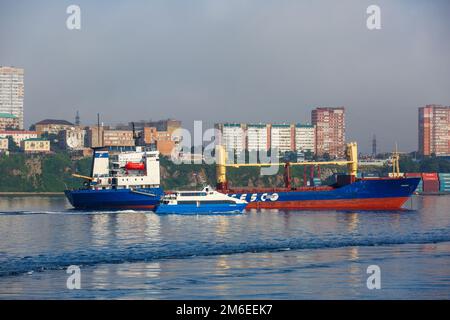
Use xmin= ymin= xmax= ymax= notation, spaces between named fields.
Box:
xmin=155 ymin=186 xmax=247 ymax=215
xmin=65 ymin=147 xmax=163 ymax=210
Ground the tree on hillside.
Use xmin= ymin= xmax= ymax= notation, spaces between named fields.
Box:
xmin=7 ymin=136 xmax=20 ymax=152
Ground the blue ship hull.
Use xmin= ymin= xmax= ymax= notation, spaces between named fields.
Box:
xmin=226 ymin=178 xmax=421 ymax=210
xmin=64 ymin=187 xmax=164 ymax=210
xmin=155 ymin=203 xmax=246 ymax=215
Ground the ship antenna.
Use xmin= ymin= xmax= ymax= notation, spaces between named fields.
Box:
xmin=97 ymin=113 xmax=101 ymax=147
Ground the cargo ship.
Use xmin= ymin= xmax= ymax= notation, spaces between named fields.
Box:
xmin=215 ymin=143 xmax=420 ymax=210
xmin=65 ymin=142 xmax=419 ymax=211
xmin=65 ymin=147 xmax=163 ymax=209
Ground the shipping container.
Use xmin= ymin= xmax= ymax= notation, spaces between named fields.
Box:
xmin=405 ymin=173 xmax=422 ymax=178
xmin=422 ymin=172 xmax=438 ymax=180
xmin=438 ymin=173 xmax=450 ymax=192
xmin=439 ymin=182 xmax=450 ymax=192
xmin=423 ymin=179 xmax=439 ymax=193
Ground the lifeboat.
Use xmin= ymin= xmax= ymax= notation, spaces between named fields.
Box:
xmin=125 ymin=162 xmax=145 ymax=170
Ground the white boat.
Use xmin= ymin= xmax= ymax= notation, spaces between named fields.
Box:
xmin=155 ymin=186 xmax=247 ymax=215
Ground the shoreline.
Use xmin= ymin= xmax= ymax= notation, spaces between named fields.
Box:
xmin=0 ymin=192 xmax=65 ymax=196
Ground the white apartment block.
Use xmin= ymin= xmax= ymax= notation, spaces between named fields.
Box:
xmin=271 ymin=124 xmax=292 ymax=154
xmin=246 ymin=124 xmax=268 ymax=152
xmin=219 ymin=123 xmax=246 ymax=154
xmin=0 ymin=67 xmax=24 ymax=129
xmin=295 ymin=124 xmax=315 ymax=153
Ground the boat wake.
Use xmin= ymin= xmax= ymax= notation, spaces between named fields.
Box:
xmin=1 ymin=228 xmax=450 ymax=277
xmin=0 ymin=209 xmax=144 ymax=216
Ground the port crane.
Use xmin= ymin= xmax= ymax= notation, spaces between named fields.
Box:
xmin=215 ymin=142 xmax=359 ymax=190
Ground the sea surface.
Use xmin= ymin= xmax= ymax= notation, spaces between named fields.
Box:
xmin=0 ymin=195 xmax=449 ymax=299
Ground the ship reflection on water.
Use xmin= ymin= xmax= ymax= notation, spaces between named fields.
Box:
xmin=0 ymin=195 xmax=449 ymax=299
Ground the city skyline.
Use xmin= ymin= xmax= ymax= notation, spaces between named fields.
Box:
xmin=1 ymin=0 xmax=450 ymax=153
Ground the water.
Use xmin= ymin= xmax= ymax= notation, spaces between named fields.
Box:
xmin=0 ymin=195 xmax=449 ymax=299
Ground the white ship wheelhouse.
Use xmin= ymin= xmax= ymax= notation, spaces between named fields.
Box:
xmin=88 ymin=146 xmax=161 ymax=190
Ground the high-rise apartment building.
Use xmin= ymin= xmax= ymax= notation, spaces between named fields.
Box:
xmin=246 ymin=124 xmax=269 ymax=152
xmin=215 ymin=123 xmax=246 ymax=155
xmin=312 ymin=107 xmax=345 ymax=158
xmin=295 ymin=124 xmax=315 ymax=154
xmin=0 ymin=67 xmax=24 ymax=129
xmin=270 ymin=124 xmax=294 ymax=154
xmin=419 ymin=105 xmax=450 ymax=156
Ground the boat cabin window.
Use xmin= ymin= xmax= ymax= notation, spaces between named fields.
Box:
xmin=178 ymin=192 xmax=207 ymax=197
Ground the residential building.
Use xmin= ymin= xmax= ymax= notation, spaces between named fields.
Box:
xmin=270 ymin=124 xmax=294 ymax=154
xmin=0 ymin=137 xmax=8 ymax=151
xmin=0 ymin=113 xmax=20 ymax=130
xmin=246 ymin=124 xmax=269 ymax=152
xmin=85 ymin=126 xmax=106 ymax=148
xmin=131 ymin=119 xmax=182 ymax=144
xmin=34 ymin=119 xmax=75 ymax=135
xmin=419 ymin=105 xmax=450 ymax=156
xmin=0 ymin=67 xmax=24 ymax=129
xmin=295 ymin=124 xmax=315 ymax=154
xmin=21 ymin=138 xmax=50 ymax=153
xmin=312 ymin=107 xmax=346 ymax=158
xmin=85 ymin=126 xmax=134 ymax=148
xmin=215 ymin=123 xmax=246 ymax=155
xmin=133 ymin=119 xmax=181 ymax=135
xmin=0 ymin=130 xmax=38 ymax=145
xmin=143 ymin=127 xmax=177 ymax=156
xmin=59 ymin=127 xmax=86 ymax=150
xmin=102 ymin=130 xmax=135 ymax=147
xmin=143 ymin=127 xmax=158 ymax=145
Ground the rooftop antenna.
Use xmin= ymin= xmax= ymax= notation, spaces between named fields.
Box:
xmin=372 ymin=134 xmax=377 ymax=158
xmin=75 ymin=110 xmax=80 ymax=126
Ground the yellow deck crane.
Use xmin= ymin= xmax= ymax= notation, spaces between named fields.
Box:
xmin=72 ymin=173 xmax=94 ymax=181
xmin=215 ymin=142 xmax=359 ymax=191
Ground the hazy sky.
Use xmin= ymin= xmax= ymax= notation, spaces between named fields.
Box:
xmin=1 ymin=0 xmax=449 ymax=153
